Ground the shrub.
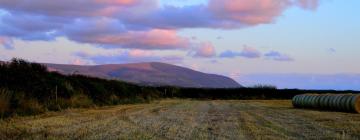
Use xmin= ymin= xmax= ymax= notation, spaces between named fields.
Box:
xmin=251 ymin=84 xmax=277 ymax=89
xmin=0 ymin=89 xmax=11 ymax=118
xmin=17 ymin=99 xmax=45 ymax=116
xmin=108 ymin=94 xmax=120 ymax=105
xmin=70 ymin=94 xmax=93 ymax=108
xmin=46 ymin=98 xmax=69 ymax=111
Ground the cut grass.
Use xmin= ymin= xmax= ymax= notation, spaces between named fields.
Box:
xmin=0 ymin=100 xmax=360 ymax=140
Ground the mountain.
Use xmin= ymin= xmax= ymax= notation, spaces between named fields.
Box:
xmin=45 ymin=62 xmax=242 ymax=88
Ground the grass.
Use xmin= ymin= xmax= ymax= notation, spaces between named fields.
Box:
xmin=0 ymin=89 xmax=11 ymax=118
xmin=0 ymin=99 xmax=359 ymax=140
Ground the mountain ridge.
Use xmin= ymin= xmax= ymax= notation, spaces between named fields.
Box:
xmin=45 ymin=62 xmax=242 ymax=88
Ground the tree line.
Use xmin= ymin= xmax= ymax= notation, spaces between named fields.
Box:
xmin=0 ymin=58 xmax=358 ymax=118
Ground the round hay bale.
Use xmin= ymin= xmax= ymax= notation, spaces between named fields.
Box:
xmin=330 ymin=95 xmax=341 ymax=109
xmin=292 ymin=96 xmax=296 ymax=106
xmin=292 ymin=95 xmax=300 ymax=107
xmin=314 ymin=95 xmax=321 ymax=108
xmin=300 ymin=95 xmax=307 ymax=108
xmin=350 ymin=95 xmax=360 ymax=113
xmin=303 ymin=95 xmax=309 ymax=108
xmin=333 ymin=95 xmax=344 ymax=110
xmin=304 ymin=95 xmax=311 ymax=108
xmin=328 ymin=95 xmax=335 ymax=109
xmin=324 ymin=95 xmax=332 ymax=109
xmin=308 ymin=95 xmax=315 ymax=107
xmin=345 ymin=94 xmax=353 ymax=111
xmin=330 ymin=95 xmax=336 ymax=108
xmin=310 ymin=95 xmax=316 ymax=108
xmin=293 ymin=94 xmax=360 ymax=113
xmin=339 ymin=95 xmax=349 ymax=111
xmin=319 ymin=95 xmax=327 ymax=109
xmin=296 ymin=95 xmax=303 ymax=107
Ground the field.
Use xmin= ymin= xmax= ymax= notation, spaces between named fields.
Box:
xmin=1 ymin=100 xmax=360 ymax=140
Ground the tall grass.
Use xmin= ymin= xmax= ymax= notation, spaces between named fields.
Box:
xmin=17 ymin=98 xmax=45 ymax=116
xmin=0 ymin=89 xmax=11 ymax=118
xmin=69 ymin=93 xmax=93 ymax=108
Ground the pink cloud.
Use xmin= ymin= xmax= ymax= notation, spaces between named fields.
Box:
xmin=208 ymin=0 xmax=290 ymax=26
xmin=71 ymin=59 xmax=88 ymax=65
xmin=61 ymin=18 xmax=189 ymax=50
xmin=81 ymin=29 xmax=190 ymax=50
xmin=0 ymin=36 xmax=13 ymax=49
xmin=125 ymin=29 xmax=189 ymax=49
xmin=76 ymin=49 xmax=184 ymax=64
xmin=95 ymin=0 xmax=137 ymax=5
xmin=0 ymin=0 xmax=320 ymax=51
xmin=121 ymin=0 xmax=319 ymax=29
xmin=0 ymin=36 xmax=7 ymax=45
xmin=193 ymin=42 xmax=216 ymax=58
xmin=0 ymin=0 xmax=321 ymax=30
xmin=128 ymin=49 xmax=154 ymax=57
xmin=296 ymin=0 xmax=319 ymax=10
xmin=0 ymin=0 xmax=145 ymax=17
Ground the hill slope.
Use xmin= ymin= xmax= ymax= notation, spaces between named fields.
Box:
xmin=46 ymin=62 xmax=241 ymax=88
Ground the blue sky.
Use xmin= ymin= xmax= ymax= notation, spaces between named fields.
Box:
xmin=0 ymin=0 xmax=359 ymax=90
xmin=178 ymin=0 xmax=360 ymax=74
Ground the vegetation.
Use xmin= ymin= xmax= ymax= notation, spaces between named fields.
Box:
xmin=0 ymin=58 xmax=160 ymax=117
xmin=251 ymin=84 xmax=277 ymax=89
xmin=1 ymin=100 xmax=359 ymax=139
xmin=0 ymin=58 xmax=359 ymax=118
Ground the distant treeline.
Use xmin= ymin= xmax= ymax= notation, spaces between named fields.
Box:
xmin=0 ymin=58 xmax=359 ymax=117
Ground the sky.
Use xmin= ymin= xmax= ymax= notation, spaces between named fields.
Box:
xmin=0 ymin=0 xmax=359 ymax=90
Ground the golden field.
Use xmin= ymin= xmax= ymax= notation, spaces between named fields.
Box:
xmin=1 ymin=99 xmax=360 ymax=140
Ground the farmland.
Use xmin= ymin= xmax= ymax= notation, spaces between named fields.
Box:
xmin=1 ymin=99 xmax=359 ymax=140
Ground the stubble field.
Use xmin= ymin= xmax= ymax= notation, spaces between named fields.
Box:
xmin=1 ymin=99 xmax=360 ymax=140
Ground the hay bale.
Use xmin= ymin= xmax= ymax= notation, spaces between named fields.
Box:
xmin=351 ymin=95 xmax=360 ymax=113
xmin=292 ymin=94 xmax=360 ymax=113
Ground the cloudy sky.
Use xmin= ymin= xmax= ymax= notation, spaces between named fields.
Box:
xmin=0 ymin=0 xmax=359 ymax=90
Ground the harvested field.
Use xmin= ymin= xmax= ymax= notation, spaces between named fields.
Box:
xmin=0 ymin=99 xmax=360 ymax=140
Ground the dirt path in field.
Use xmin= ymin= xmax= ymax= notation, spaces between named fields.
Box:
xmin=1 ymin=100 xmax=360 ymax=140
